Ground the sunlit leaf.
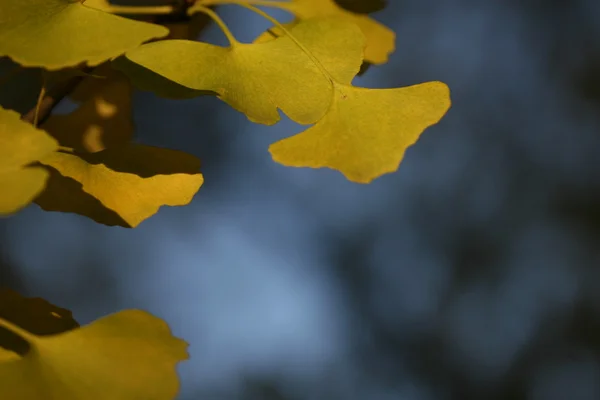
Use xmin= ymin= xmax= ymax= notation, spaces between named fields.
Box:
xmin=194 ymin=0 xmax=394 ymax=64
xmin=270 ymin=81 xmax=451 ymax=183
xmin=0 ymin=107 xmax=58 ymax=215
xmin=0 ymin=0 xmax=168 ymax=70
xmin=0 ymin=308 xmax=188 ymax=400
xmin=36 ymin=144 xmax=204 ymax=228
xmin=122 ymin=17 xmax=364 ymax=125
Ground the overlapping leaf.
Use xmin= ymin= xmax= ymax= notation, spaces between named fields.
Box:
xmin=0 ymin=0 xmax=168 ymax=70
xmin=194 ymin=0 xmax=395 ymax=64
xmin=36 ymin=144 xmax=204 ymax=228
xmin=122 ymin=18 xmax=365 ymax=125
xmin=270 ymin=81 xmax=451 ymax=183
xmin=0 ymin=107 xmax=58 ymax=215
xmin=0 ymin=301 xmax=188 ymax=399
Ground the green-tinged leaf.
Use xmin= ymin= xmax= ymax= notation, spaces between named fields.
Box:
xmin=0 ymin=0 xmax=168 ymax=70
xmin=36 ymin=144 xmax=204 ymax=228
xmin=0 ymin=308 xmax=188 ymax=400
xmin=0 ymin=107 xmax=58 ymax=215
xmin=0 ymin=58 xmax=90 ymax=114
xmin=270 ymin=81 xmax=451 ymax=183
xmin=123 ymin=18 xmax=364 ymax=125
xmin=193 ymin=0 xmax=394 ymax=65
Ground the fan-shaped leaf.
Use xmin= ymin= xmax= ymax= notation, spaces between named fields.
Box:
xmin=42 ymin=64 xmax=134 ymax=153
xmin=0 ymin=0 xmax=168 ymax=70
xmin=36 ymin=144 xmax=204 ymax=228
xmin=270 ymin=81 xmax=451 ymax=183
xmin=122 ymin=18 xmax=364 ymax=125
xmin=194 ymin=0 xmax=394 ymax=64
xmin=0 ymin=308 xmax=188 ymax=400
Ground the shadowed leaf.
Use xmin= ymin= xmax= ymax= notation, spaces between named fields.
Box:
xmin=36 ymin=144 xmax=204 ymax=228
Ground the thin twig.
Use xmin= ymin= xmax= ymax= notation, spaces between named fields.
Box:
xmin=21 ymin=68 xmax=91 ymax=125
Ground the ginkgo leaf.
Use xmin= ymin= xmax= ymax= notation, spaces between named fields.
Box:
xmin=269 ymin=81 xmax=451 ymax=183
xmin=0 ymin=107 xmax=58 ymax=215
xmin=0 ymin=289 xmax=79 ymax=356
xmin=42 ymin=64 xmax=134 ymax=153
xmin=194 ymin=0 xmax=394 ymax=64
xmin=0 ymin=309 xmax=188 ymax=400
xmin=122 ymin=17 xmax=365 ymax=125
xmin=0 ymin=0 xmax=168 ymax=70
xmin=35 ymin=144 xmax=204 ymax=228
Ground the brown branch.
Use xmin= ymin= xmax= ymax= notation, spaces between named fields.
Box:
xmin=21 ymin=0 xmax=212 ymax=126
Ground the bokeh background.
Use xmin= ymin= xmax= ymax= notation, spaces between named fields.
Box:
xmin=2 ymin=0 xmax=600 ymax=398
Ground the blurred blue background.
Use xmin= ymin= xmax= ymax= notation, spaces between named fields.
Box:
xmin=2 ymin=0 xmax=600 ymax=399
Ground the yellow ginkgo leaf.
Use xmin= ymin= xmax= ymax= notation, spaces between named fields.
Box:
xmin=194 ymin=0 xmax=394 ymax=64
xmin=0 ymin=107 xmax=58 ymax=215
xmin=42 ymin=64 xmax=134 ymax=153
xmin=0 ymin=309 xmax=188 ymax=400
xmin=0 ymin=0 xmax=168 ymax=70
xmin=35 ymin=144 xmax=204 ymax=228
xmin=269 ymin=81 xmax=451 ymax=183
xmin=123 ymin=17 xmax=364 ymax=125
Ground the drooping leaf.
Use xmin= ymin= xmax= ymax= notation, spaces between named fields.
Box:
xmin=122 ymin=17 xmax=365 ymax=125
xmin=35 ymin=144 xmax=204 ymax=228
xmin=0 ymin=289 xmax=79 ymax=356
xmin=0 ymin=308 xmax=188 ymax=400
xmin=42 ymin=64 xmax=134 ymax=153
xmin=0 ymin=0 xmax=168 ymax=70
xmin=0 ymin=107 xmax=58 ymax=215
xmin=194 ymin=0 xmax=394 ymax=64
xmin=269 ymin=81 xmax=451 ymax=183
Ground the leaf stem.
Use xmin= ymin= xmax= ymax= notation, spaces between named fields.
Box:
xmin=192 ymin=5 xmax=240 ymax=46
xmin=82 ymin=1 xmax=178 ymax=15
xmin=0 ymin=317 xmax=38 ymax=345
xmin=217 ymin=0 xmax=335 ymax=84
xmin=33 ymin=73 xmax=47 ymax=127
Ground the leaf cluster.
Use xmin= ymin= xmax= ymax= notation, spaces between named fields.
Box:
xmin=0 ymin=0 xmax=451 ymax=398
